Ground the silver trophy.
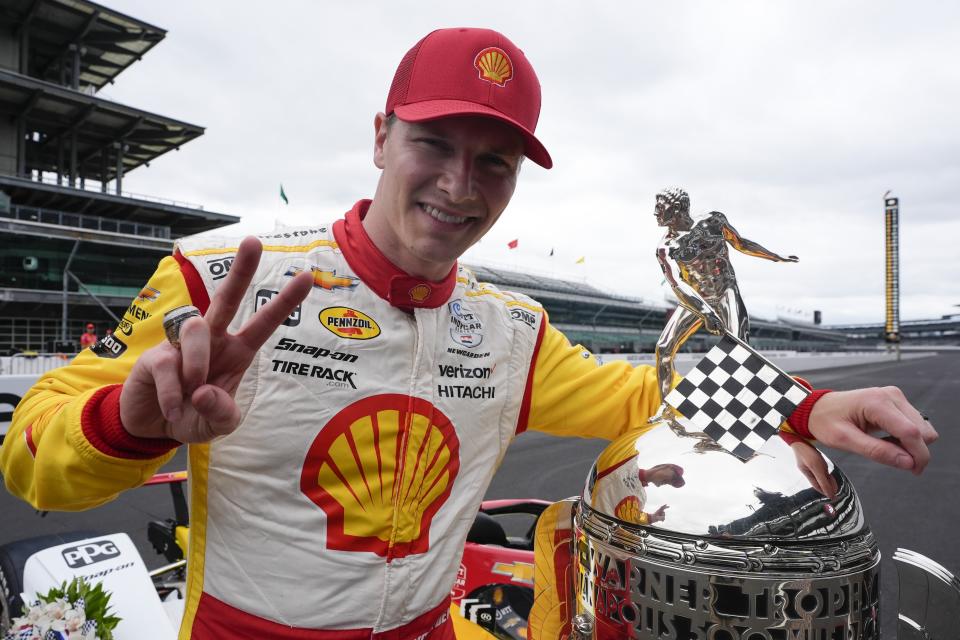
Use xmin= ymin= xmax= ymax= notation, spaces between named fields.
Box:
xmin=529 ymin=189 xmax=958 ymax=639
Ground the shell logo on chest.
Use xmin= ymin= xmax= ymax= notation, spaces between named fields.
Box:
xmin=300 ymin=394 xmax=461 ymax=559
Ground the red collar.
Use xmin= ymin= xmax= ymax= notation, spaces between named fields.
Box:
xmin=332 ymin=200 xmax=457 ymax=310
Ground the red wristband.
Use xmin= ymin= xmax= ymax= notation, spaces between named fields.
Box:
xmin=787 ymin=388 xmax=833 ymax=440
xmin=81 ymin=385 xmax=180 ymax=459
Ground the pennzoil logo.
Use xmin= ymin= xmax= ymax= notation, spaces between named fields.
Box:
xmin=320 ymin=307 xmax=381 ymax=340
xmin=474 ymin=47 xmax=513 ymax=86
xmin=300 ymin=394 xmax=460 ymax=559
xmin=286 ymin=266 xmax=360 ymax=292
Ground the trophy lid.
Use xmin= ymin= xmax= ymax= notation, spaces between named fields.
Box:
xmin=583 ymin=419 xmax=868 ymax=542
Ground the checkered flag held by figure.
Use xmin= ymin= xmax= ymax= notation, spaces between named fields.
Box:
xmin=665 ymin=333 xmax=810 ymax=460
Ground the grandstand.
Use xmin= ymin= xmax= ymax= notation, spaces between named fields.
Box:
xmin=466 ymin=264 xmax=848 ymax=353
xmin=0 ymin=0 xmax=861 ymax=356
xmin=0 ymin=0 xmax=237 ymax=352
xmin=829 ymin=316 xmax=960 ymax=347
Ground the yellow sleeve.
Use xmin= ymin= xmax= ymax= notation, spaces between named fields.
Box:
xmin=523 ymin=321 xmax=663 ymax=441
xmin=0 ymin=256 xmax=195 ymax=511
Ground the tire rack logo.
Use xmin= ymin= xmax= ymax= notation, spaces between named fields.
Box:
xmin=207 ymin=256 xmax=234 ymax=280
xmin=319 ymin=307 xmax=380 ymax=340
xmin=90 ymin=333 xmax=127 ymax=358
xmin=300 ymin=394 xmax=460 ymax=559
xmin=449 ymin=299 xmax=483 ymax=348
xmin=62 ymin=540 xmax=121 ymax=568
xmin=255 ymin=289 xmax=301 ymax=327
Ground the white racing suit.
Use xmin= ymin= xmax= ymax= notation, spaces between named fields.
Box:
xmin=2 ymin=200 xmax=665 ymax=638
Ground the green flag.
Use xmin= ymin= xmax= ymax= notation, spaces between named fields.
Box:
xmin=280 ymin=184 xmax=289 ymax=205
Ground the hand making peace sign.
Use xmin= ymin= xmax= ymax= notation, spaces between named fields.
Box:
xmin=119 ymin=237 xmax=314 ymax=443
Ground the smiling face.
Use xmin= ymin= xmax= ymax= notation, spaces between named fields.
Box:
xmin=363 ymin=114 xmax=524 ymax=280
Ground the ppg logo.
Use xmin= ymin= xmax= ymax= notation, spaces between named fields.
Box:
xmin=61 ymin=540 xmax=121 ymax=568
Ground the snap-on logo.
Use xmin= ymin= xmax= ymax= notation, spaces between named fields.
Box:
xmin=62 ymin=540 xmax=121 ymax=568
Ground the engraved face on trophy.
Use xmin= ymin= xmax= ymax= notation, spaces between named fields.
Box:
xmin=653 ymin=187 xmax=691 ymax=229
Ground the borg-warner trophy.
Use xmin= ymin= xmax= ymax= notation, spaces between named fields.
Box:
xmin=527 ymin=189 xmax=959 ymax=640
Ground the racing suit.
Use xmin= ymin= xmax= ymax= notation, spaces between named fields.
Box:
xmin=1 ymin=200 xmax=667 ymax=639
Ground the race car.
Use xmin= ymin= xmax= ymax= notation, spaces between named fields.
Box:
xmin=0 ymin=471 xmax=547 ymax=639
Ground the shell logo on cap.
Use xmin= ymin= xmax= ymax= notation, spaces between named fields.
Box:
xmin=300 ymin=394 xmax=460 ymax=560
xmin=474 ymin=47 xmax=513 ymax=86
xmin=409 ymin=284 xmax=431 ymax=303
xmin=319 ymin=307 xmax=381 ymax=340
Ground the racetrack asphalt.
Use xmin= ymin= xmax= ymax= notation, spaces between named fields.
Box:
xmin=1 ymin=351 xmax=957 ymax=636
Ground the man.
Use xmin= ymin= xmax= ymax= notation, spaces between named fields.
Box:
xmin=79 ymin=322 xmax=97 ymax=349
xmin=1 ymin=28 xmax=937 ymax=639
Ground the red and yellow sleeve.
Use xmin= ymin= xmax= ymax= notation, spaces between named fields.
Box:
xmin=519 ymin=321 xmax=662 ymax=441
xmin=0 ymin=254 xmax=204 ymax=511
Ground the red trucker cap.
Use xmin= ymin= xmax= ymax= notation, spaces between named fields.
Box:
xmin=385 ymin=28 xmax=552 ymax=169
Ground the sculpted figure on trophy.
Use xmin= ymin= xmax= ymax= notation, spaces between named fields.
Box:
xmin=652 ymin=187 xmax=798 ymax=422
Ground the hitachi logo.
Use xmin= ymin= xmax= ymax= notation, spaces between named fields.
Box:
xmin=275 ymin=337 xmax=358 ymax=363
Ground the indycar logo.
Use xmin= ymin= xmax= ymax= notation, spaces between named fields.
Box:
xmin=320 ymin=307 xmax=380 ymax=340
xmin=62 ymin=540 xmax=120 ymax=568
xmin=255 ymin=289 xmax=301 ymax=327
xmin=300 ymin=395 xmax=460 ymax=559
xmin=448 ymin=299 xmax=483 ymax=348
xmin=285 ymin=266 xmax=360 ymax=292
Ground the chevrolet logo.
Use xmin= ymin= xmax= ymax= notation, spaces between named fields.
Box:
xmin=286 ymin=266 xmax=360 ymax=292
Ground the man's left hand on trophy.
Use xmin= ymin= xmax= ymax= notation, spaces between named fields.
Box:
xmin=806 ymin=388 xmax=938 ymax=475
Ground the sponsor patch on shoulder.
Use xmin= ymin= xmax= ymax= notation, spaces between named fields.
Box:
xmin=509 ymin=307 xmax=537 ymax=329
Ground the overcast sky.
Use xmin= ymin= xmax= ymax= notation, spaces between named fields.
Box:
xmin=105 ymin=0 xmax=960 ymax=325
